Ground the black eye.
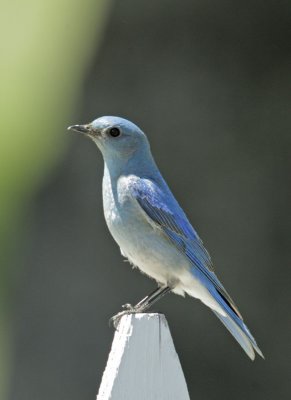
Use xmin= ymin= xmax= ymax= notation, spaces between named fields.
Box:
xmin=108 ymin=127 xmax=121 ymax=137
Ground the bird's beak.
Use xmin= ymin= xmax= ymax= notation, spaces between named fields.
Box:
xmin=67 ymin=124 xmax=91 ymax=134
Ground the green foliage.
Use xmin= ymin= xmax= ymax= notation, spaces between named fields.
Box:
xmin=0 ymin=0 xmax=110 ymax=397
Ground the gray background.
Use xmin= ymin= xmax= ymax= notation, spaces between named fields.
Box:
xmin=9 ymin=1 xmax=290 ymax=399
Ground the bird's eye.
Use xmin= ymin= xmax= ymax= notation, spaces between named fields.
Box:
xmin=108 ymin=127 xmax=121 ymax=137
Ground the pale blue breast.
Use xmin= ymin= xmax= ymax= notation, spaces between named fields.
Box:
xmin=102 ymin=173 xmax=190 ymax=284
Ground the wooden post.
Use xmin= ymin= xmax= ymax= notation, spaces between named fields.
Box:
xmin=97 ymin=313 xmax=190 ymax=400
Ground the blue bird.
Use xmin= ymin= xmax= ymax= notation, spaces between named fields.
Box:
xmin=68 ymin=116 xmax=263 ymax=360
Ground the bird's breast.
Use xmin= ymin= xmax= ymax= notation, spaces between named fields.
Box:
xmin=102 ymin=173 xmax=190 ymax=285
xmin=102 ymin=175 xmax=135 ymax=236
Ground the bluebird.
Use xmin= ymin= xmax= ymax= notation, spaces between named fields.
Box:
xmin=68 ymin=116 xmax=263 ymax=360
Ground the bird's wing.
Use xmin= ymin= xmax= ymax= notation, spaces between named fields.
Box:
xmin=130 ymin=177 xmax=241 ymax=317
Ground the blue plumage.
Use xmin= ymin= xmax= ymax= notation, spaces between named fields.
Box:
xmin=69 ymin=115 xmax=264 ymax=360
xmin=133 ymin=179 xmax=262 ymax=359
xmin=131 ymin=179 xmax=240 ymax=313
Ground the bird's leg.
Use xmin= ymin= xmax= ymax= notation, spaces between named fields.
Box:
xmin=133 ymin=285 xmax=171 ymax=312
xmin=110 ymin=285 xmax=171 ymax=329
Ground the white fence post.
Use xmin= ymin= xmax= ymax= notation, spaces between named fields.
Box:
xmin=97 ymin=313 xmax=190 ymax=400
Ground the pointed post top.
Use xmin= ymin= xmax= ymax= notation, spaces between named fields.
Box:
xmin=97 ymin=313 xmax=190 ymax=400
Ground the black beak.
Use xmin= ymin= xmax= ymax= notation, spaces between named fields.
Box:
xmin=67 ymin=124 xmax=90 ymax=134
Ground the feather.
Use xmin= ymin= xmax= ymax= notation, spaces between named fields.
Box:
xmin=130 ymin=178 xmax=264 ymax=358
xmin=131 ymin=178 xmax=241 ymax=317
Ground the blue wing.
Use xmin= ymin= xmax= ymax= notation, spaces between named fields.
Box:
xmin=130 ymin=178 xmax=264 ymax=359
xmin=130 ymin=177 xmax=241 ymax=317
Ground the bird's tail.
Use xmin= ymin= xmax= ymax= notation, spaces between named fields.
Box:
xmin=209 ymin=286 xmax=264 ymax=360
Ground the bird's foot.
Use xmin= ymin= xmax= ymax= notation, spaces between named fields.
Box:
xmin=109 ymin=303 xmax=143 ymax=329
xmin=121 ymin=303 xmax=136 ymax=312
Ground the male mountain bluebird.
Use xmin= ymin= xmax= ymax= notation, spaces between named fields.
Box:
xmin=68 ymin=116 xmax=263 ymax=360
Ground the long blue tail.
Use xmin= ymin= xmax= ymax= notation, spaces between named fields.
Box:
xmin=209 ymin=286 xmax=264 ymax=360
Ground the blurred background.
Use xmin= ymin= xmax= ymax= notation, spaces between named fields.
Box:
xmin=1 ymin=0 xmax=290 ymax=399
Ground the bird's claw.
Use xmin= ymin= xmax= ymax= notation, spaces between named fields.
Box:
xmin=122 ymin=303 xmax=135 ymax=311
xmin=109 ymin=304 xmax=142 ymax=330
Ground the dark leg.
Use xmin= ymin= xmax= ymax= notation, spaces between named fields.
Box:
xmin=133 ymin=285 xmax=171 ymax=312
xmin=110 ymin=285 xmax=172 ymax=329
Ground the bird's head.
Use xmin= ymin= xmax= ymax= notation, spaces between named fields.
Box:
xmin=68 ymin=116 xmax=150 ymax=161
